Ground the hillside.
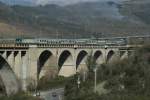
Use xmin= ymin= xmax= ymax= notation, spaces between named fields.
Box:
xmin=0 ymin=0 xmax=150 ymax=38
xmin=120 ymin=0 xmax=150 ymax=24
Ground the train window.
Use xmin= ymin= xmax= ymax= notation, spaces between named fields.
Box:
xmin=16 ymin=38 xmax=22 ymax=43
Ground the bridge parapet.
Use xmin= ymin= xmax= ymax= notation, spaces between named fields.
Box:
xmin=0 ymin=35 xmax=149 ymax=48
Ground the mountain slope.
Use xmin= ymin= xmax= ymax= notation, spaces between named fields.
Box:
xmin=0 ymin=0 xmax=149 ymax=38
xmin=120 ymin=0 xmax=150 ymax=24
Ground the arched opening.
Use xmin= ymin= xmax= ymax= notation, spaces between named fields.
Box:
xmin=58 ymin=50 xmax=74 ymax=77
xmin=76 ymin=50 xmax=88 ymax=71
xmin=94 ymin=51 xmax=103 ymax=64
xmin=37 ymin=50 xmax=56 ymax=79
xmin=0 ymin=55 xmax=19 ymax=95
xmin=7 ymin=51 xmax=12 ymax=58
xmin=58 ymin=50 xmax=73 ymax=70
xmin=120 ymin=51 xmax=128 ymax=60
xmin=0 ymin=51 xmax=4 ymax=55
xmin=107 ymin=50 xmax=115 ymax=63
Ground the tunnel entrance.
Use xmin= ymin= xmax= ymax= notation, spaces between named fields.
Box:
xmin=38 ymin=50 xmax=56 ymax=79
xmin=76 ymin=50 xmax=88 ymax=72
xmin=0 ymin=55 xmax=19 ymax=95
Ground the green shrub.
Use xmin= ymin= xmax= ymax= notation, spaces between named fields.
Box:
xmin=0 ymin=92 xmax=41 ymax=100
xmin=99 ymin=93 xmax=150 ymax=100
xmin=37 ymin=76 xmax=70 ymax=90
xmin=65 ymin=45 xmax=150 ymax=100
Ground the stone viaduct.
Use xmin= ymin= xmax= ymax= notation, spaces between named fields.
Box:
xmin=0 ymin=36 xmax=148 ymax=95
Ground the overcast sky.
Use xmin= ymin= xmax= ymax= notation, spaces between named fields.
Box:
xmin=35 ymin=0 xmax=129 ymax=5
xmin=0 ymin=0 xmax=129 ymax=6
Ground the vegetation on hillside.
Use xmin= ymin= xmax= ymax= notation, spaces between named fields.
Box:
xmin=37 ymin=76 xmax=69 ymax=91
xmin=0 ymin=92 xmax=41 ymax=100
xmin=0 ymin=0 xmax=150 ymax=37
xmin=64 ymin=45 xmax=150 ymax=100
xmin=120 ymin=0 xmax=150 ymax=24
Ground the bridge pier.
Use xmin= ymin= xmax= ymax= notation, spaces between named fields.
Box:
xmin=77 ymin=64 xmax=88 ymax=73
xmin=2 ymin=51 xmax=6 ymax=59
xmin=0 ymin=53 xmax=20 ymax=95
xmin=14 ymin=51 xmax=22 ymax=79
xmin=7 ymin=51 xmax=14 ymax=69
xmin=28 ymin=48 xmax=38 ymax=84
xmin=58 ymin=64 xmax=76 ymax=77
xmin=21 ymin=51 xmax=28 ymax=91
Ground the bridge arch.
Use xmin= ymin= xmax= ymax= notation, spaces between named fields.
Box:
xmin=0 ymin=55 xmax=19 ymax=95
xmin=76 ymin=50 xmax=88 ymax=72
xmin=37 ymin=50 xmax=57 ymax=79
xmin=120 ymin=51 xmax=128 ymax=60
xmin=58 ymin=50 xmax=75 ymax=77
xmin=106 ymin=50 xmax=115 ymax=63
xmin=93 ymin=50 xmax=104 ymax=64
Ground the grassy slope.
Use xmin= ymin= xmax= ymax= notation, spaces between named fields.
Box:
xmin=0 ymin=22 xmax=41 ymax=38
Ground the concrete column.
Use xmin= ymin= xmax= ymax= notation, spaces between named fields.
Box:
xmin=116 ymin=50 xmax=121 ymax=60
xmin=7 ymin=51 xmax=14 ymax=69
xmin=28 ymin=48 xmax=38 ymax=82
xmin=73 ymin=49 xmax=77 ymax=74
xmin=74 ymin=49 xmax=77 ymax=73
xmin=2 ymin=51 xmax=7 ymax=59
xmin=14 ymin=51 xmax=22 ymax=79
xmin=21 ymin=51 xmax=28 ymax=91
xmin=103 ymin=49 xmax=107 ymax=63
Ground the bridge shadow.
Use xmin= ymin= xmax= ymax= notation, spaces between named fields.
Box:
xmin=94 ymin=51 xmax=103 ymax=64
xmin=106 ymin=50 xmax=115 ymax=63
xmin=76 ymin=50 xmax=88 ymax=70
xmin=37 ymin=50 xmax=53 ymax=79
xmin=0 ymin=55 xmax=20 ymax=95
xmin=58 ymin=50 xmax=72 ymax=70
xmin=58 ymin=50 xmax=75 ymax=77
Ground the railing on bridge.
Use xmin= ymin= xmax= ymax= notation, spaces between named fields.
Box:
xmin=0 ymin=35 xmax=149 ymax=47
